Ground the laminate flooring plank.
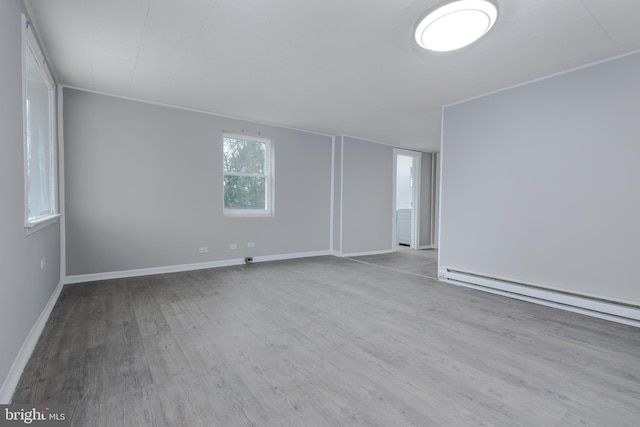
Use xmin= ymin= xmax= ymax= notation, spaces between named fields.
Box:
xmin=13 ymin=255 xmax=640 ymax=426
xmin=171 ymin=328 xmax=272 ymax=426
xmin=128 ymin=277 xmax=172 ymax=337
xmin=103 ymin=281 xmax=152 ymax=399
xmin=13 ymin=288 xmax=108 ymax=405
xmin=328 ymin=262 xmax=639 ymax=421
xmin=218 ymin=260 xmax=636 ymax=424
xmin=214 ymin=282 xmax=371 ymax=426
xmin=206 ymin=266 xmax=536 ymax=426
xmin=350 ymin=249 xmax=439 ymax=278
xmin=221 ymin=296 xmax=445 ymax=426
xmin=240 ymin=266 xmax=563 ymax=426
xmin=168 ymin=288 xmax=336 ymax=426
xmin=148 ymin=274 xmax=274 ymax=426
xmin=210 ymin=301 xmax=417 ymax=426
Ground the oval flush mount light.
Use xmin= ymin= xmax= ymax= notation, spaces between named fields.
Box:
xmin=415 ymin=0 xmax=498 ymax=52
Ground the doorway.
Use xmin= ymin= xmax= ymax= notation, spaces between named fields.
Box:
xmin=393 ymin=149 xmax=421 ymax=249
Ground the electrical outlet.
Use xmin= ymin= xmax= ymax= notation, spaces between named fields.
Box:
xmin=247 ymin=242 xmax=255 ymax=248
xmin=229 ymin=244 xmax=237 ymax=250
xmin=199 ymin=247 xmax=209 ymax=254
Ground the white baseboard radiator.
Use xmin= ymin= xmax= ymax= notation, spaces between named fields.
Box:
xmin=439 ymin=267 xmax=640 ymax=328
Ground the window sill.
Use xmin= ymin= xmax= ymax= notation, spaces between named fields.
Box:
xmin=25 ymin=214 xmax=60 ymax=236
xmin=224 ymin=210 xmax=273 ymax=218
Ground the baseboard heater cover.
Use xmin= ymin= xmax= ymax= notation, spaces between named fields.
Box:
xmin=439 ymin=267 xmax=640 ymax=327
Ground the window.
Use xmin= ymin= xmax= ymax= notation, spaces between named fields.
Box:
xmin=223 ymin=133 xmax=273 ymax=216
xmin=23 ymin=17 xmax=58 ymax=231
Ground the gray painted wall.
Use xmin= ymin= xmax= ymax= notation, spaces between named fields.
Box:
xmin=433 ymin=153 xmax=440 ymax=248
xmin=341 ymin=136 xmax=393 ymax=254
xmin=441 ymin=51 xmax=640 ymax=305
xmin=332 ymin=137 xmax=342 ymax=252
xmin=419 ymin=153 xmax=433 ymax=247
xmin=64 ymin=88 xmax=332 ymax=276
xmin=0 ymin=0 xmax=61 ymax=397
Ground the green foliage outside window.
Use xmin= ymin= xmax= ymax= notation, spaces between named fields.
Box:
xmin=223 ymin=135 xmax=269 ymax=211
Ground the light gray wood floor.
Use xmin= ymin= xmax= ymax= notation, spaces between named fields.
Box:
xmin=350 ymin=248 xmax=439 ymax=279
xmin=13 ymin=255 xmax=640 ymax=426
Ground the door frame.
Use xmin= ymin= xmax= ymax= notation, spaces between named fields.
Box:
xmin=392 ymin=149 xmax=421 ymax=250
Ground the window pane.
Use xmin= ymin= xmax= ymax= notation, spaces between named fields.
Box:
xmin=25 ymin=45 xmax=52 ymax=220
xmin=223 ymin=136 xmax=266 ymax=174
xmin=224 ymin=175 xmax=266 ymax=210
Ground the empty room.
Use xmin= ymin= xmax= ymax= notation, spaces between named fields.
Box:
xmin=1 ymin=0 xmax=639 ymax=425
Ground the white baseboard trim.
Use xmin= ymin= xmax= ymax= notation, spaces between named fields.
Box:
xmin=253 ymin=250 xmax=331 ymax=263
xmin=0 ymin=280 xmax=64 ymax=404
xmin=440 ymin=268 xmax=640 ymax=328
xmin=417 ymin=245 xmax=436 ymax=250
xmin=64 ymin=250 xmax=333 ymax=285
xmin=340 ymin=249 xmax=394 ymax=258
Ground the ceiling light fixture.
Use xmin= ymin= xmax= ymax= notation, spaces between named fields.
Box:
xmin=414 ymin=0 xmax=498 ymax=52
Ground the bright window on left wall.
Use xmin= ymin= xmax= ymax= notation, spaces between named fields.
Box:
xmin=23 ymin=16 xmax=58 ymax=232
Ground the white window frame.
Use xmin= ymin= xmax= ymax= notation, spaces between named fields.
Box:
xmin=22 ymin=15 xmax=59 ymax=234
xmin=222 ymin=132 xmax=274 ymax=217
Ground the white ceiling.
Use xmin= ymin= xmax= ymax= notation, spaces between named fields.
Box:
xmin=24 ymin=0 xmax=640 ymax=151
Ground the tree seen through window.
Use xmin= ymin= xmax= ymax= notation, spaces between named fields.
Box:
xmin=223 ymin=134 xmax=271 ymax=213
